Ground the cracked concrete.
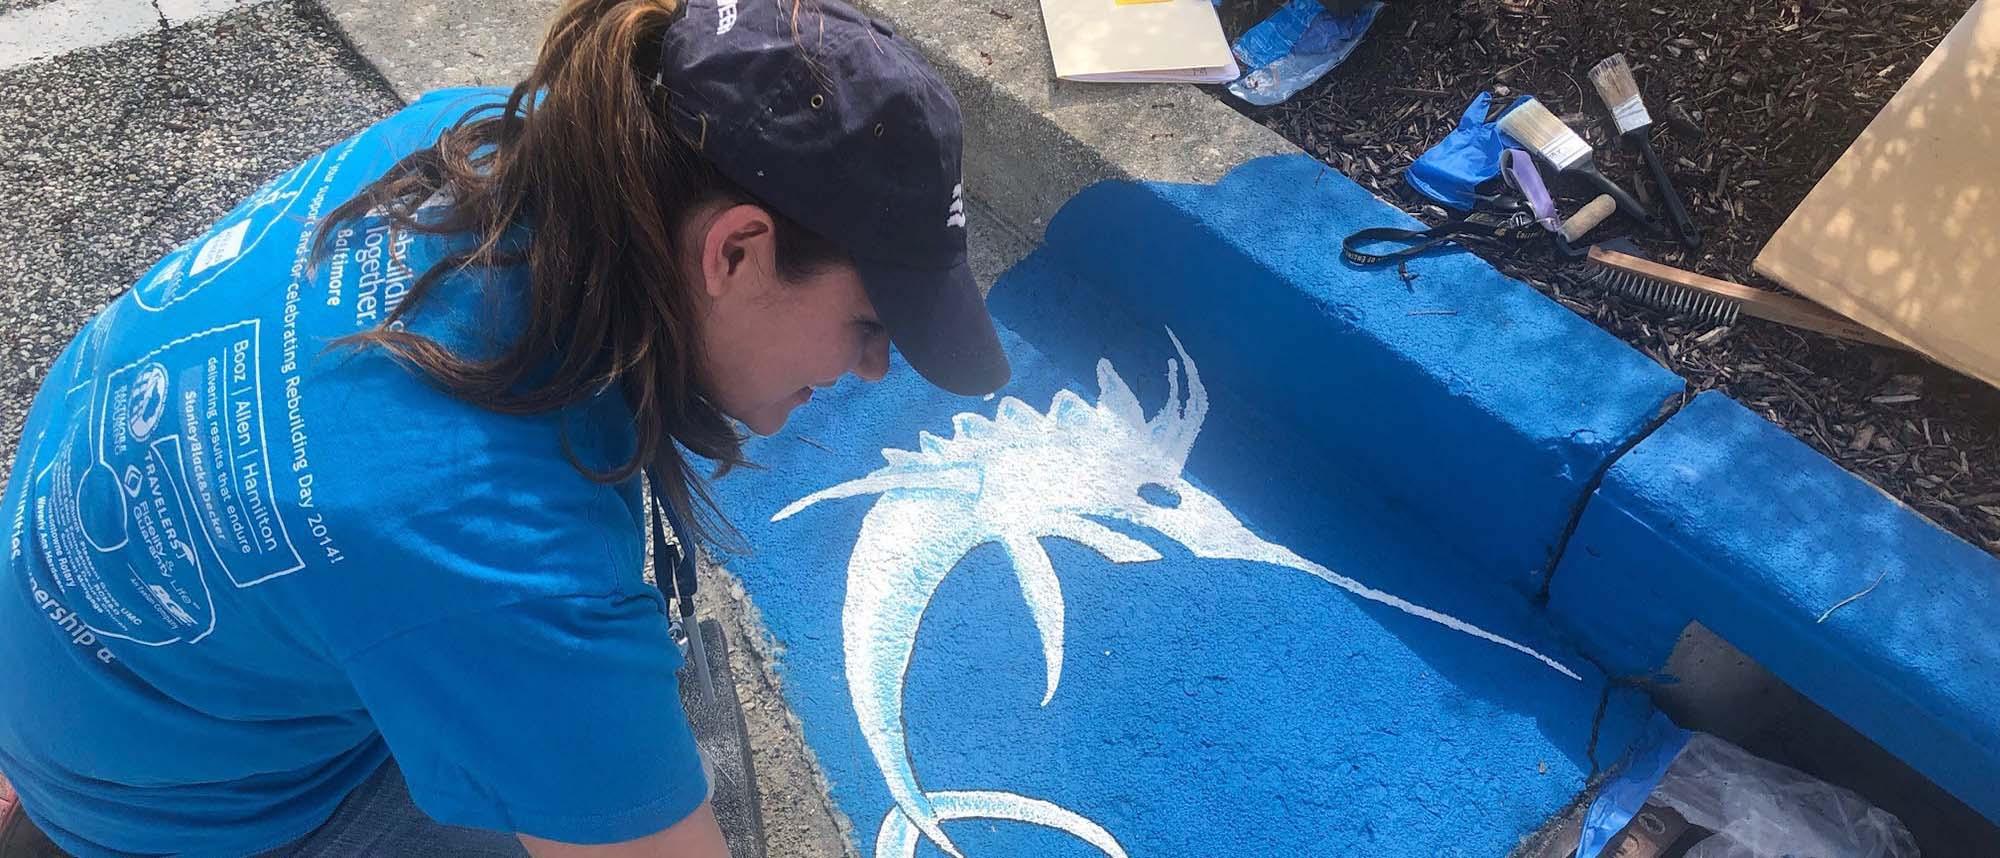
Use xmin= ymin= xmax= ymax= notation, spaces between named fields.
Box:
xmin=0 ymin=0 xmax=402 ymax=481
xmin=0 ymin=0 xmax=256 ymax=71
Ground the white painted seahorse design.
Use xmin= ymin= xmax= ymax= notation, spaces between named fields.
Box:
xmin=773 ymin=331 xmax=1579 ymax=858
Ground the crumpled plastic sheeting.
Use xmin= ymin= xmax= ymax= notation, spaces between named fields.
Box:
xmin=1227 ymin=0 xmax=1382 ymax=106
xmin=1580 ymin=716 xmax=1918 ymax=858
xmin=1649 ymin=735 xmax=1918 ymax=858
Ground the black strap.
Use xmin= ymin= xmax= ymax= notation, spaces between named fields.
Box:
xmin=645 ymin=470 xmax=698 ymax=621
xmin=647 ymin=468 xmax=718 ymax=704
xmin=1342 ymin=209 xmax=1542 ymax=267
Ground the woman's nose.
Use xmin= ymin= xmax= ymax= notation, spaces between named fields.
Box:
xmin=853 ymin=335 xmax=890 ymax=383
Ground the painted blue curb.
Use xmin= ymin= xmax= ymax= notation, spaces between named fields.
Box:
xmin=990 ymin=154 xmax=1684 ymax=594
xmin=712 ymin=316 xmax=1651 ymax=856
xmin=699 ymin=155 xmax=1738 ymax=855
xmin=1547 ymin=390 xmax=2000 ymax=825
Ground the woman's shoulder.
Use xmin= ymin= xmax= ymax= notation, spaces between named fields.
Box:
xmin=386 ymin=87 xmax=516 ymax=139
xmin=280 ymin=358 xmax=648 ymax=652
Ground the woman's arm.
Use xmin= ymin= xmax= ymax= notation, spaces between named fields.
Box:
xmin=519 ymin=802 xmax=729 ymax=858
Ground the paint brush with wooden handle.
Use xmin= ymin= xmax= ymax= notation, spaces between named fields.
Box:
xmin=1497 ymin=97 xmax=1657 ymax=230
xmin=1589 ymin=53 xmax=1701 ymax=250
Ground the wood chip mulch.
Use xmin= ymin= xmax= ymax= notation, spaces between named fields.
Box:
xmin=1215 ymin=0 xmax=2000 ymax=556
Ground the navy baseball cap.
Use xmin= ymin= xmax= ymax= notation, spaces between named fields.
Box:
xmin=654 ymin=0 xmax=1009 ymax=396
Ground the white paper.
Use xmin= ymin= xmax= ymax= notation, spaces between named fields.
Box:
xmin=1040 ymin=0 xmax=1235 ymax=81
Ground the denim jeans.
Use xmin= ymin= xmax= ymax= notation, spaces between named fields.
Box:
xmin=267 ymin=759 xmax=526 ymax=857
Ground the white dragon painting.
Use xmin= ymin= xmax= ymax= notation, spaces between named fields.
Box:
xmin=772 ymin=331 xmax=1579 ymax=858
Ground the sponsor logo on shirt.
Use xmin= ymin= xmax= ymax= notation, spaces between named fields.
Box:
xmin=128 ymin=363 xmax=168 ymax=442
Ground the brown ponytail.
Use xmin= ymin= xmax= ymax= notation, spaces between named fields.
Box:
xmin=315 ymin=0 xmax=845 ymax=550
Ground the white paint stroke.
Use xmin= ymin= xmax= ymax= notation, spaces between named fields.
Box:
xmin=776 ymin=330 xmax=1580 ymax=857
xmin=875 ymin=791 xmax=1128 ymax=858
xmin=1 ymin=0 xmax=251 ymax=72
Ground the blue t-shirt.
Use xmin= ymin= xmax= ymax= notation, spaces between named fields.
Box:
xmin=0 ymin=89 xmax=708 ymax=857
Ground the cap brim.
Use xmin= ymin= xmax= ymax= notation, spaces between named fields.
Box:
xmin=857 ymin=258 xmax=1010 ymax=396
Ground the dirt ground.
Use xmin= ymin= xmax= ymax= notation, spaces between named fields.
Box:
xmin=1215 ymin=0 xmax=1998 ymax=556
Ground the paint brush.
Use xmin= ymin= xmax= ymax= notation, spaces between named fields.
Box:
xmin=1496 ymin=97 xmax=1656 ymax=229
xmin=1589 ymin=53 xmax=1701 ymax=250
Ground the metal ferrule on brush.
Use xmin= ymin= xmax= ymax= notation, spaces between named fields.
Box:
xmin=1498 ymin=98 xmax=1592 ymax=170
xmin=1590 ymin=54 xmax=1654 ymax=134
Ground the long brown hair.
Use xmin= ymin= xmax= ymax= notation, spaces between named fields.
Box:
xmin=315 ymin=0 xmax=844 ymax=547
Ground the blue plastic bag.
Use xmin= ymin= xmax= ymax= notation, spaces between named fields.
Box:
xmin=1227 ymin=0 xmax=1382 ymax=107
xmin=1576 ymin=712 xmax=1693 ymax=858
xmin=1405 ymin=92 xmax=1527 ymax=210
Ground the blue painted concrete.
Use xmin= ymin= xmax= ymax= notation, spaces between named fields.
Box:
xmin=1548 ymin=391 xmax=2000 ymax=825
xmin=705 ymin=151 xmax=2000 ymax=852
xmin=990 ymin=154 xmax=1684 ymax=594
xmin=714 ymin=317 xmax=1652 ymax=856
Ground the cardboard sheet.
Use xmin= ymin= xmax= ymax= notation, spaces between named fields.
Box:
xmin=1753 ymin=0 xmax=2000 ymax=389
xmin=1039 ymin=0 xmax=1237 ymax=82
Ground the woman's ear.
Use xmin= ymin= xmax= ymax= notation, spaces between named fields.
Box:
xmin=700 ymin=204 xmax=778 ymax=299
